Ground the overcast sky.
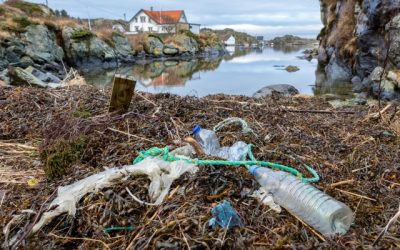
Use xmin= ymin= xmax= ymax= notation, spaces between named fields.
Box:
xmin=29 ymin=0 xmax=322 ymax=39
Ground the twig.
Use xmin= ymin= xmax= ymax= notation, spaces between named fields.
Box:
xmin=0 ymin=191 xmax=6 ymax=209
xmin=373 ymin=204 xmax=400 ymax=245
xmin=335 ymin=188 xmax=377 ymax=202
xmin=107 ymin=127 xmax=155 ymax=143
xmin=363 ymin=103 xmax=394 ymax=121
xmin=330 ymin=179 xmax=355 ymax=188
xmin=135 ymin=91 xmax=157 ymax=107
xmin=11 ymin=190 xmax=57 ymax=250
xmin=283 ymin=109 xmax=355 ymax=114
xmin=125 ymin=187 xmax=157 ymax=206
xmin=289 ymin=212 xmax=326 ymax=242
xmin=48 ymin=232 xmax=110 ymax=249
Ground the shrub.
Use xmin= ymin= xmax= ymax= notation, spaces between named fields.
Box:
xmin=71 ymin=28 xmax=94 ymax=40
xmin=41 ymin=136 xmax=87 ymax=180
xmin=12 ymin=15 xmax=35 ymax=28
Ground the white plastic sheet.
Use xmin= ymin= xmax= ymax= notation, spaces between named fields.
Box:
xmin=30 ymin=158 xmax=198 ymax=234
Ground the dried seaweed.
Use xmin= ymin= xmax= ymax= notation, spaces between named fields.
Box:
xmin=0 ymin=85 xmax=399 ymax=249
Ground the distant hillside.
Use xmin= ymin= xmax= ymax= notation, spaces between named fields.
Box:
xmin=200 ymin=28 xmax=258 ymax=45
xmin=268 ymin=35 xmax=317 ymax=45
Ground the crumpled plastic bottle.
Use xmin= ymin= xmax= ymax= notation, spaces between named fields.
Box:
xmin=192 ymin=125 xmax=249 ymax=161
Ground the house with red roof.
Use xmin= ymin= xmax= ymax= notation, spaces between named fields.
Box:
xmin=127 ymin=8 xmax=200 ymax=35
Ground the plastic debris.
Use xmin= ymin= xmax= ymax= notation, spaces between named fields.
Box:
xmin=208 ymin=200 xmax=243 ymax=229
xmin=104 ymin=226 xmax=134 ymax=234
xmin=28 ymin=158 xmax=198 ymax=235
xmin=213 ymin=117 xmax=254 ymax=135
xmin=27 ymin=178 xmax=39 ymax=187
xmin=192 ymin=125 xmax=249 ymax=161
xmin=250 ymin=188 xmax=282 ymax=213
xmin=250 ymin=166 xmax=354 ymax=236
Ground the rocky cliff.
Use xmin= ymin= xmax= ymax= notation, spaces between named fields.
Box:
xmin=318 ymin=0 xmax=400 ymax=100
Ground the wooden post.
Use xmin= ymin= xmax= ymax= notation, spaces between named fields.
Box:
xmin=109 ymin=74 xmax=136 ymax=113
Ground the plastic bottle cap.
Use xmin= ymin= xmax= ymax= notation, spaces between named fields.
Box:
xmin=192 ymin=125 xmax=201 ymax=135
xmin=249 ymin=165 xmax=260 ymax=175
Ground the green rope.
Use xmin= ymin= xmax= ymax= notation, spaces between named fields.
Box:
xmin=133 ymin=146 xmax=320 ymax=183
xmin=104 ymin=226 xmax=134 ymax=233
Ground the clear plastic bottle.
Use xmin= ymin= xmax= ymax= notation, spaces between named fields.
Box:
xmin=249 ymin=166 xmax=354 ymax=236
xmin=192 ymin=125 xmax=249 ymax=161
xmin=192 ymin=125 xmax=221 ymax=155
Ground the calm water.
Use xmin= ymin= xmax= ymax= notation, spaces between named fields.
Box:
xmin=84 ymin=45 xmax=337 ymax=97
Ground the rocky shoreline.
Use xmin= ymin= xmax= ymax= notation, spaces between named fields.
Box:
xmin=318 ymin=0 xmax=400 ymax=100
xmin=0 ymin=23 xmax=226 ymax=87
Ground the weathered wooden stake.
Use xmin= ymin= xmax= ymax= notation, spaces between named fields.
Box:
xmin=108 ymin=74 xmax=136 ymax=113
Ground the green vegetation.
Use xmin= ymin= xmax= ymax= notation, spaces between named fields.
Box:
xmin=0 ymin=6 xmax=5 ymax=16
xmin=72 ymin=109 xmax=92 ymax=118
xmin=148 ymin=33 xmax=162 ymax=41
xmin=112 ymin=31 xmax=124 ymax=38
xmin=12 ymin=16 xmax=34 ymax=28
xmin=178 ymin=29 xmax=200 ymax=44
xmin=1 ymin=16 xmax=38 ymax=33
xmin=6 ymin=0 xmax=44 ymax=16
xmin=41 ymin=136 xmax=87 ymax=180
xmin=71 ymin=28 xmax=94 ymax=40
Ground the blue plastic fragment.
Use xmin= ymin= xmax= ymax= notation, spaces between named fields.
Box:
xmin=208 ymin=200 xmax=243 ymax=229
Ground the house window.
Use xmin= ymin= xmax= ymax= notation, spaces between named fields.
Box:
xmin=134 ymin=18 xmax=137 ymax=23
xmin=148 ymin=17 xmax=151 ymax=23
xmin=135 ymin=26 xmax=139 ymax=31
xmin=148 ymin=27 xmax=153 ymax=32
xmin=140 ymin=16 xmax=146 ymax=23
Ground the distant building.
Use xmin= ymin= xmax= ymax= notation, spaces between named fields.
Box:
xmin=224 ymin=35 xmax=236 ymax=46
xmin=256 ymin=36 xmax=264 ymax=41
xmin=112 ymin=24 xmax=126 ymax=33
xmin=127 ymin=8 xmax=200 ymax=35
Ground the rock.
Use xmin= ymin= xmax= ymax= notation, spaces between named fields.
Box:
xmin=370 ymin=66 xmax=384 ymax=82
xmin=62 ymin=27 xmax=117 ymax=69
xmin=388 ymin=13 xmax=400 ymax=68
xmin=253 ymin=84 xmax=300 ymax=98
xmin=23 ymin=25 xmax=64 ymax=63
xmin=143 ymin=36 xmax=164 ymax=56
xmin=19 ymin=56 xmax=34 ymax=68
xmin=112 ymin=33 xmax=135 ymax=62
xmin=8 ymin=67 xmax=47 ymax=88
xmin=163 ymin=45 xmax=179 ymax=56
xmin=0 ymin=80 xmax=6 ymax=87
xmin=25 ymin=66 xmax=61 ymax=83
xmin=325 ymin=57 xmax=352 ymax=83
xmin=317 ymin=46 xmax=328 ymax=65
xmin=387 ymin=70 xmax=400 ymax=87
xmin=351 ymin=76 xmax=367 ymax=93
xmin=285 ymin=65 xmax=300 ymax=72
xmin=170 ymin=33 xmax=199 ymax=54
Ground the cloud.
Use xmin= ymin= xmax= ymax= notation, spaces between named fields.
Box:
xmin=27 ymin=0 xmax=322 ymax=38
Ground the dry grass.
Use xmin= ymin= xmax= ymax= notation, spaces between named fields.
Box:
xmin=126 ymin=33 xmax=149 ymax=52
xmin=0 ymin=30 xmax=11 ymax=39
xmin=325 ymin=0 xmax=357 ymax=61
xmin=95 ymin=28 xmax=114 ymax=46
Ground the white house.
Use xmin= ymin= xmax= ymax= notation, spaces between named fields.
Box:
xmin=127 ymin=9 xmax=200 ymax=35
xmin=224 ymin=35 xmax=236 ymax=46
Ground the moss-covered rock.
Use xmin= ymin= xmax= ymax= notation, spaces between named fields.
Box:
xmin=41 ymin=136 xmax=87 ymax=180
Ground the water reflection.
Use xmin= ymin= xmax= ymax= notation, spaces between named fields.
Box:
xmin=84 ymin=46 xmax=352 ymax=97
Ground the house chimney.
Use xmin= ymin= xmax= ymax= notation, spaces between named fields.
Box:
xmin=150 ymin=6 xmax=154 ymax=11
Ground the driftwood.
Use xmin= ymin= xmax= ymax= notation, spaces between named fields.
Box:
xmin=108 ymin=75 xmax=136 ymax=113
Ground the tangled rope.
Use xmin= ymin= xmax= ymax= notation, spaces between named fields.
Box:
xmin=213 ymin=117 xmax=254 ymax=135
xmin=133 ymin=146 xmax=320 ymax=183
